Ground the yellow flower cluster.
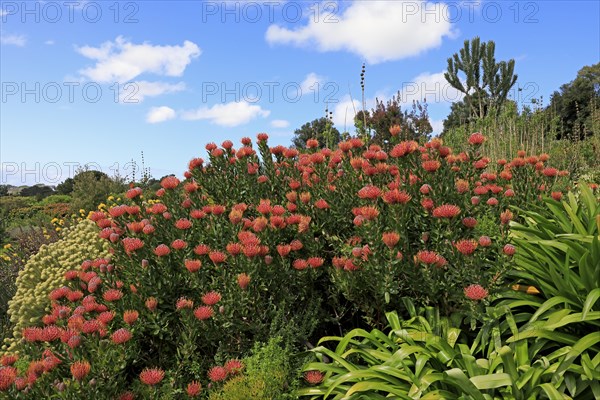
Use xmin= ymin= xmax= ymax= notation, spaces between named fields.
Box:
xmin=3 ymin=220 xmax=110 ymax=353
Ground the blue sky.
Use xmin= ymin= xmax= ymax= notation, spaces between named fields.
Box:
xmin=1 ymin=0 xmax=599 ymax=185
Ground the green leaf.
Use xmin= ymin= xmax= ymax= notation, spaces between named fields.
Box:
xmin=470 ymin=373 xmax=513 ymax=389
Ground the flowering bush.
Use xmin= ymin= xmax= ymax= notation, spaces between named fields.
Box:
xmin=3 ymin=220 xmax=109 ymax=353
xmin=0 ymin=133 xmax=570 ymax=398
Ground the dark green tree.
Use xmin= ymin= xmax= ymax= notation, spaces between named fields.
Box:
xmin=56 ymin=178 xmax=74 ymax=195
xmin=547 ymin=62 xmax=600 ymax=140
xmin=292 ymin=117 xmax=341 ymax=149
xmin=445 ymin=37 xmax=517 ymax=120
xmin=0 ymin=185 xmax=8 ymax=197
xmin=70 ymin=169 xmax=126 ymax=212
xmin=20 ymin=185 xmax=55 ymax=200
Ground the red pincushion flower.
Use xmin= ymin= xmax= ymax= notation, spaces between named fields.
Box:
xmin=542 ymin=167 xmax=558 ymax=177
xmin=171 ymin=239 xmax=187 ymax=250
xmin=551 ymin=191 xmax=562 ymax=200
xmin=500 ymin=210 xmax=513 ymax=225
xmin=455 ymin=239 xmax=478 ymax=255
xmin=293 ymin=259 xmax=309 ymax=270
xmin=421 ymin=198 xmax=434 ymax=211
xmin=111 ymin=328 xmax=132 ymax=344
xmin=194 ymin=306 xmax=213 ymax=320
xmin=146 ymin=297 xmax=158 ymax=311
xmin=194 ymin=244 xmax=210 ymax=255
xmin=103 ymin=289 xmax=123 ymax=302
xmin=455 ymin=179 xmax=470 ymax=194
xmin=304 ymin=370 xmax=324 ymax=385
xmin=357 ymin=185 xmax=381 ymax=199
xmin=224 ymin=359 xmax=244 ymax=375
xmin=277 ymin=244 xmax=291 ymax=257
xmin=40 ymin=325 xmax=62 ymax=342
xmin=175 ymin=218 xmax=192 ymax=230
xmin=307 ymin=257 xmax=324 ymax=268
xmin=503 ymin=244 xmax=516 ymax=256
xmin=473 ymin=186 xmax=488 ymax=195
xmin=432 ymin=204 xmax=461 ymax=218
xmin=462 ymin=217 xmax=478 ymax=228
xmin=70 ymin=360 xmax=91 ymax=381
xmin=187 ymin=381 xmax=202 ymax=397
xmin=123 ymin=310 xmax=139 ymax=325
xmin=478 ymin=236 xmax=492 ymax=247
xmin=82 ymin=319 xmax=102 ymax=334
xmin=122 ymin=237 xmax=144 ymax=255
xmin=382 ymin=232 xmax=400 ymax=248
xmin=314 ymin=199 xmax=330 ymax=209
xmin=306 ymin=138 xmax=319 ymax=148
xmin=97 ymin=311 xmax=115 ymax=325
xmin=1 ymin=354 xmax=18 ymax=367
xmin=226 ymin=242 xmax=243 ymax=256
xmin=464 ymin=284 xmax=488 ymax=300
xmin=486 ymin=197 xmax=499 ymax=206
xmin=208 ymin=366 xmax=228 ymax=382
xmin=417 ymin=250 xmax=442 ymax=265
xmin=237 ymin=273 xmax=251 ymax=289
xmin=154 ymin=244 xmax=171 ymax=257
xmin=161 ymin=176 xmax=180 ymax=189
xmin=176 ymin=297 xmax=194 ymax=310
xmin=290 ymin=240 xmax=303 ymax=251
xmin=257 ymin=132 xmax=269 ymax=142
xmin=208 ymin=251 xmax=227 ymax=264
xmin=184 ymin=259 xmax=202 ymax=273
xmin=125 ymin=187 xmax=143 ymax=199
xmin=140 ymin=368 xmax=164 ymax=386
xmin=419 ymin=184 xmax=431 ymax=194
xmin=468 ymin=132 xmax=485 ymax=145
xmin=202 ymin=291 xmax=221 ymax=306
xmin=0 ymin=366 xmax=17 ymax=390
xmin=383 ymin=189 xmax=411 ymax=204
xmin=422 ymin=160 xmax=441 ymax=172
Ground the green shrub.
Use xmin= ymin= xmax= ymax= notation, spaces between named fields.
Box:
xmin=3 ymin=220 xmax=109 ymax=353
xmin=38 ymin=194 xmax=72 ymax=206
xmin=209 ymin=337 xmax=300 ymax=400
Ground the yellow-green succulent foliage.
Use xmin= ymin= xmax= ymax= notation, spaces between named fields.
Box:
xmin=3 ymin=219 xmax=109 ymax=352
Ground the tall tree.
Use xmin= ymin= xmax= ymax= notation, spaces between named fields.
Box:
xmin=548 ymin=62 xmax=600 ymax=140
xmin=445 ymin=37 xmax=517 ymax=120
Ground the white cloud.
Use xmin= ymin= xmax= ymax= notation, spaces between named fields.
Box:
xmin=45 ymin=40 xmax=55 ymax=45
xmin=77 ymin=36 xmax=201 ymax=83
xmin=0 ymin=10 xmax=7 ymax=17
xmin=146 ymin=106 xmax=176 ymax=124
xmin=1 ymin=33 xmax=26 ymax=46
xmin=120 ymin=81 xmax=186 ymax=103
xmin=266 ymin=0 xmax=454 ymax=63
xmin=181 ymin=101 xmax=270 ymax=127
xmin=398 ymin=71 xmax=463 ymax=105
xmin=300 ymin=72 xmax=325 ymax=94
xmin=430 ymin=119 xmax=445 ymax=136
xmin=271 ymin=119 xmax=290 ymax=128
xmin=331 ymin=95 xmax=362 ymax=130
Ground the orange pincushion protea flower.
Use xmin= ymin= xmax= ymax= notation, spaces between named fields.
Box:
xmin=464 ymin=284 xmax=488 ymax=300
xmin=70 ymin=360 xmax=91 ymax=381
xmin=432 ymin=204 xmax=461 ymax=218
xmin=140 ymin=368 xmax=164 ymax=386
